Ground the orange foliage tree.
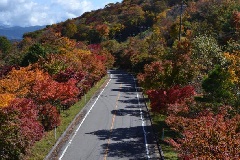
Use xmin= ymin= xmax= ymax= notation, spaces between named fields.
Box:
xmin=0 ymin=93 xmax=16 ymax=108
xmin=0 ymin=66 xmax=46 ymax=98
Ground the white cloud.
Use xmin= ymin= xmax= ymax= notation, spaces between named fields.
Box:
xmin=0 ymin=0 xmax=8 ymax=9
xmin=51 ymin=0 xmax=93 ymax=20
xmin=0 ymin=0 xmax=94 ymax=27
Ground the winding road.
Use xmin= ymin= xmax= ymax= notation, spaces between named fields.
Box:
xmin=57 ymin=70 xmax=161 ymax=160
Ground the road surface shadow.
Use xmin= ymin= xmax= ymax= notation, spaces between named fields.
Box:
xmin=112 ymin=87 xmax=136 ymax=93
xmin=110 ymin=96 xmax=148 ymax=118
xmin=109 ymin=70 xmax=135 ymax=85
xmin=118 ymin=98 xmax=145 ymax=104
xmin=111 ymin=108 xmax=143 ymax=117
xmin=86 ymin=126 xmax=154 ymax=159
xmin=102 ymin=140 xmax=147 ymax=159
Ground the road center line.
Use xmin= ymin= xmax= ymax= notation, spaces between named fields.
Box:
xmin=59 ymin=75 xmax=112 ymax=160
xmin=104 ymin=83 xmax=122 ymax=160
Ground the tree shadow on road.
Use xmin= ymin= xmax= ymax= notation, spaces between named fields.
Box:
xmin=102 ymin=140 xmax=147 ymax=159
xmin=118 ymin=98 xmax=145 ymax=104
xmin=86 ymin=126 xmax=154 ymax=159
xmin=111 ymin=108 xmax=141 ymax=117
xmin=111 ymin=87 xmax=136 ymax=94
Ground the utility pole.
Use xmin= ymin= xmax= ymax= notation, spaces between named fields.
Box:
xmin=179 ymin=0 xmax=183 ymax=41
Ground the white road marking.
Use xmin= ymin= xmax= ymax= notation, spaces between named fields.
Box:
xmin=132 ymin=76 xmax=150 ymax=159
xmin=59 ymin=75 xmax=112 ymax=160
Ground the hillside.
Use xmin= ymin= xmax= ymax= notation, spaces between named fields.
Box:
xmin=24 ymin=0 xmax=184 ymax=42
xmin=0 ymin=0 xmax=240 ymax=159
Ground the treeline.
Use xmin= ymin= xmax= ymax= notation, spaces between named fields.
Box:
xmin=109 ymin=0 xmax=239 ymax=159
xmin=0 ymin=0 xmax=239 ymax=159
xmin=0 ymin=30 xmax=113 ymax=159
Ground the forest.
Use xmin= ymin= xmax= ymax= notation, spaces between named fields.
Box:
xmin=0 ymin=0 xmax=240 ymax=159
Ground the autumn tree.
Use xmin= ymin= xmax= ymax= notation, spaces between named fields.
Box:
xmin=38 ymin=103 xmax=60 ymax=131
xmin=166 ymin=108 xmax=240 ymax=159
xmin=223 ymin=50 xmax=240 ymax=108
xmin=146 ymin=85 xmax=195 ymax=114
xmin=138 ymin=39 xmax=195 ymax=90
xmin=0 ymin=106 xmax=24 ymax=160
xmin=137 ymin=60 xmax=173 ymax=90
xmin=109 ymin=23 xmax=125 ymax=40
xmin=187 ymin=0 xmax=239 ymax=44
xmin=0 ymin=93 xmax=16 ymax=108
xmin=0 ymin=66 xmax=46 ymax=98
xmin=62 ymin=20 xmax=78 ymax=38
xmin=40 ymin=54 xmax=68 ymax=75
xmin=32 ymin=73 xmax=79 ymax=108
xmin=96 ymin=24 xmax=110 ymax=40
xmin=120 ymin=5 xmax=145 ymax=26
xmin=0 ymin=98 xmax=44 ymax=159
xmin=232 ymin=11 xmax=240 ymax=35
xmin=0 ymin=65 xmax=19 ymax=79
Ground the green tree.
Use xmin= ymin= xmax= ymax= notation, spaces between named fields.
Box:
xmin=120 ymin=5 xmax=145 ymax=26
xmin=201 ymin=65 xmax=235 ymax=106
xmin=62 ymin=20 xmax=78 ymax=38
xmin=21 ymin=44 xmax=46 ymax=66
xmin=0 ymin=36 xmax=12 ymax=59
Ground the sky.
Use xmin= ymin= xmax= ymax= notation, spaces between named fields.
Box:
xmin=0 ymin=0 xmax=122 ymax=27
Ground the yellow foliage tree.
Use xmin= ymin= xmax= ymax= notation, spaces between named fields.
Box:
xmin=0 ymin=66 xmax=46 ymax=97
xmin=0 ymin=93 xmax=15 ymax=108
xmin=224 ymin=51 xmax=240 ymax=84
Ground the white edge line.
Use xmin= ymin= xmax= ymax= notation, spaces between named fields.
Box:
xmin=138 ymin=93 xmax=150 ymax=159
xmin=132 ymin=76 xmax=150 ymax=159
xmin=59 ymin=75 xmax=112 ymax=160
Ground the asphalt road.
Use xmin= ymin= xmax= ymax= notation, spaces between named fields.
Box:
xmin=58 ymin=70 xmax=161 ymax=160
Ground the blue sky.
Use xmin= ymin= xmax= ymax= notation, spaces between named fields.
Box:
xmin=0 ymin=0 xmax=122 ymax=27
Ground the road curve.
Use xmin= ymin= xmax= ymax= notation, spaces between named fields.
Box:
xmin=57 ymin=70 xmax=161 ymax=160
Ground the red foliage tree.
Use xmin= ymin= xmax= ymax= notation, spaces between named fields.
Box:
xmin=146 ymin=85 xmax=195 ymax=114
xmin=232 ymin=11 xmax=240 ymax=34
xmin=137 ymin=60 xmax=173 ymax=90
xmin=166 ymin=108 xmax=240 ymax=159
xmin=81 ymin=54 xmax=107 ymax=85
xmin=0 ymin=98 xmax=44 ymax=159
xmin=38 ymin=103 xmax=60 ymax=131
xmin=10 ymin=98 xmax=44 ymax=143
xmin=32 ymin=75 xmax=79 ymax=108
xmin=53 ymin=67 xmax=86 ymax=83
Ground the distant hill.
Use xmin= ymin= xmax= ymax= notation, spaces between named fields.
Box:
xmin=0 ymin=25 xmax=46 ymax=40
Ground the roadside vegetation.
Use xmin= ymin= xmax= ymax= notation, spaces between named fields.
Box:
xmin=0 ymin=0 xmax=239 ymax=159
xmin=25 ymin=76 xmax=108 ymax=160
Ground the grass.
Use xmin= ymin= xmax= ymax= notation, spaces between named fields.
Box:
xmin=145 ymin=97 xmax=179 ymax=160
xmin=25 ymin=76 xmax=108 ymax=160
xmin=151 ymin=114 xmax=178 ymax=160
